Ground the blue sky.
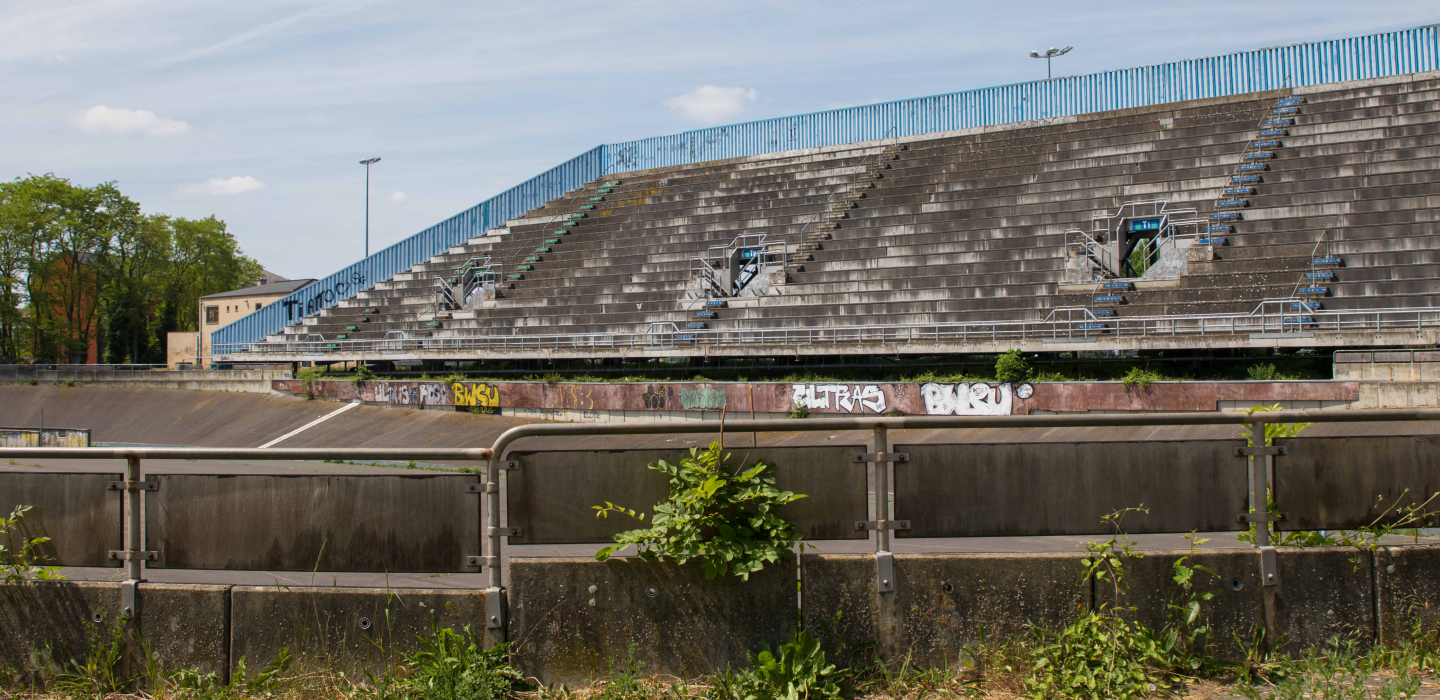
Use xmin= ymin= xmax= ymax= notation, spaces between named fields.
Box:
xmin=1 ymin=1 xmax=1435 ymax=279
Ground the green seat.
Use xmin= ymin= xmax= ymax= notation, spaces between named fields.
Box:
xmin=363 ymin=308 xmax=378 ymax=313
xmin=579 ymin=204 xmax=595 ymax=210
xmin=552 ymin=230 xmax=569 ymax=235
xmin=569 ymin=213 xmax=586 ymax=219
xmin=603 ymin=180 xmax=620 ymax=186
xmin=425 ymin=322 xmax=442 ymax=328
xmin=562 ymin=221 xmax=577 ymax=227
xmin=588 ymin=196 xmax=604 ymax=202
xmin=524 ymin=256 xmax=540 ymax=262
xmin=535 ymin=247 xmax=551 ymax=253
xmin=544 ymin=238 xmax=561 ymax=244
xmin=597 ymin=188 xmax=613 ymax=194
xmin=345 ymin=325 xmax=359 ymax=331
xmin=335 ymin=334 xmax=348 ymax=339
xmin=506 ymin=273 xmax=524 ymax=280
xmin=517 ymin=265 xmax=533 ymax=271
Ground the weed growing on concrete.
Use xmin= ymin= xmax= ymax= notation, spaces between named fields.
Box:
xmin=48 ymin=618 xmax=131 ymax=695
xmin=787 ymin=401 xmax=809 ymax=419
xmin=380 ymin=624 xmax=525 ymax=700
xmin=0 ymin=505 xmax=65 ymax=581
xmin=592 ymin=441 xmax=808 ymax=580
xmin=740 ymin=626 xmax=854 ymax=700
xmin=297 ymin=366 xmax=325 ymax=399
xmin=994 ymin=350 xmax=1030 ymax=384
xmin=1120 ymin=366 xmax=1163 ymax=389
xmin=351 ymin=365 xmax=378 ymax=384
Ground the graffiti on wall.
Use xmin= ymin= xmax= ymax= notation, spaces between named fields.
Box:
xmin=678 ymin=386 xmax=727 ymax=410
xmin=453 ymin=383 xmax=500 ymax=408
xmin=642 ymin=385 xmax=671 ymax=409
xmin=547 ymin=384 xmax=594 ymax=410
xmin=790 ymin=384 xmax=887 ymax=414
xmin=921 ymin=383 xmax=1022 ymax=416
xmin=372 ymin=382 xmax=452 ymax=406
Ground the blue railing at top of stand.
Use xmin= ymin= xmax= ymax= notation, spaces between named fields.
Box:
xmin=213 ymin=24 xmax=1440 ymax=347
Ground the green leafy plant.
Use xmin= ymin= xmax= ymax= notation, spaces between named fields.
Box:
xmin=994 ymin=350 xmax=1031 ymax=384
xmin=594 ymin=644 xmax=647 ymax=700
xmin=1120 ymin=366 xmax=1162 ymax=389
xmin=350 ymin=364 xmax=378 ymax=384
xmin=740 ymin=626 xmax=854 ymax=700
xmin=787 ymin=402 xmax=809 ymax=419
xmin=395 ymin=624 xmax=525 ymax=700
xmin=1027 ymin=507 xmax=1209 ymax=700
xmin=1 ymin=505 xmax=65 ymax=581
xmin=1157 ymin=534 xmax=1221 ymax=673
xmin=1246 ymin=362 xmax=1280 ymax=381
xmin=593 ymin=441 xmax=808 ymax=579
xmin=296 ymin=366 xmax=325 ymax=400
xmin=51 ymin=619 xmax=132 ymax=696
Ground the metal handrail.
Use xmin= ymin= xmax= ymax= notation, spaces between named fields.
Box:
xmin=215 ymin=303 xmax=1440 ymax=359
xmin=8 ymin=407 xmax=1440 ymax=603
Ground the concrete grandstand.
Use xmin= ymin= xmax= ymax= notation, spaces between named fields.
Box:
xmin=210 ymin=26 xmax=1440 ymax=365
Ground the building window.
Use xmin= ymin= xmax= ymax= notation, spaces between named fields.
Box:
xmin=205 ymin=306 xmax=219 ymax=325
xmin=255 ymin=302 xmax=264 ymax=309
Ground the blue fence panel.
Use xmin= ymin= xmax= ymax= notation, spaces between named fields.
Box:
xmin=214 ymin=25 xmax=1438 ymax=349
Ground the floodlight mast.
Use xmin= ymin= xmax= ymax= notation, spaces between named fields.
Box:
xmin=1028 ymin=46 xmax=1074 ymax=80
xmin=359 ymin=157 xmax=381 ymax=257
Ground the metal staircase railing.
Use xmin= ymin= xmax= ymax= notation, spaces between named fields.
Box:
xmin=788 ymin=126 xmax=901 ymax=272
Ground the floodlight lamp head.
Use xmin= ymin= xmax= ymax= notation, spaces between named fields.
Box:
xmin=1056 ymin=46 xmax=1074 ymax=56
xmin=359 ymin=157 xmax=381 ymax=165
xmin=1028 ymin=51 xmax=1043 ymax=58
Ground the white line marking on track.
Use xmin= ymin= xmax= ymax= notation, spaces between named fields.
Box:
xmin=259 ymin=400 xmax=362 ymax=448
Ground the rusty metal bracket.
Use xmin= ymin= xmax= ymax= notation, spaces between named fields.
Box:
xmin=1234 ymin=445 xmax=1287 ymax=457
xmin=854 ymin=520 xmax=911 ymax=532
xmin=489 ymin=526 xmax=522 ymax=537
xmin=108 ymin=550 xmax=158 ymax=562
xmin=465 ymin=555 xmax=496 ymax=568
xmin=465 ymin=483 xmax=499 ymax=493
xmin=108 ymin=480 xmax=158 ymax=491
xmin=852 ymin=452 xmax=909 ymax=463
xmin=1236 ymin=512 xmax=1288 ymax=524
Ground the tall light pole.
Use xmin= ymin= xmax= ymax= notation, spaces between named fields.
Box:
xmin=359 ymin=157 xmax=381 ymax=257
xmin=1028 ymin=46 xmax=1073 ymax=80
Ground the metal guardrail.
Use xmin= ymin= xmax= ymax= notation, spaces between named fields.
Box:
xmin=214 ymin=305 xmax=1440 ymax=358
xmin=5 ymin=408 xmax=1440 ymax=629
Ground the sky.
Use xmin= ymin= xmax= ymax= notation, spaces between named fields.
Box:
xmin=1 ymin=1 xmax=1436 ymax=279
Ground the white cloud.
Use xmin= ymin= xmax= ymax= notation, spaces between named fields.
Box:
xmin=72 ymin=105 xmax=191 ymax=136
xmin=389 ymin=191 xmax=407 ymax=204
xmin=663 ymin=85 xmax=757 ymax=123
xmin=177 ymin=175 xmax=267 ymax=195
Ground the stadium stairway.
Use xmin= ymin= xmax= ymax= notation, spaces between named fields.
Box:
xmin=278 ymin=73 xmax=1440 ymax=344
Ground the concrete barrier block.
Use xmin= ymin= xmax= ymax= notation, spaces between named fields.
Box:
xmin=801 ymin=553 xmax=1089 ymax=668
xmin=1276 ymin=548 xmax=1373 ymax=650
xmin=0 ymin=581 xmax=119 ymax=682
xmin=139 ymin=584 xmax=230 ymax=679
xmin=1116 ymin=550 xmax=1263 ymax=661
xmin=229 ymin=586 xmax=492 ymax=680
xmin=797 ymin=554 xmax=877 ymax=668
xmin=1376 ymin=545 xmax=1440 ymax=646
xmin=508 ymin=557 xmax=796 ymax=685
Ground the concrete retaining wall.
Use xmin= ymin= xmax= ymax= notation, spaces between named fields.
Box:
xmin=4 ymin=547 xmax=1440 ymax=685
xmin=1 ymin=368 xmax=289 ymax=394
xmin=277 ymin=378 xmax=1364 ymax=419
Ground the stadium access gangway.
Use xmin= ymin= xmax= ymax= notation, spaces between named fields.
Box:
xmin=219 ymin=303 xmax=1440 ymax=358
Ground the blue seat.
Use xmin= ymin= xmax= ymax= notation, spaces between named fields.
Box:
xmin=1304 ymin=272 xmax=1334 ymax=279
xmin=1224 ymin=187 xmax=1255 ymax=195
xmin=1217 ymin=199 xmax=1248 ymax=207
xmin=1258 ymin=129 xmax=1287 ymax=136
xmin=1277 ymin=97 xmax=1303 ymax=107
xmin=1103 ymin=281 xmax=1133 ymax=289
xmin=1298 ymin=287 xmax=1328 ymax=295
xmin=1232 ymin=175 xmax=1260 ymax=183
xmin=1253 ymin=140 xmax=1281 ymax=148
xmin=1312 ymin=258 xmax=1342 ymax=265
xmin=1212 ymin=212 xmax=1240 ymax=220
xmin=1265 ymin=119 xmax=1293 ymax=126
xmin=1244 ymin=151 xmax=1274 ymax=159
xmin=1237 ymin=164 xmax=1267 ymax=171
xmin=1197 ymin=237 xmax=1227 ymax=245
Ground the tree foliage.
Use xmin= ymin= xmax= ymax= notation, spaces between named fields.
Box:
xmin=0 ymin=174 xmax=262 ymax=364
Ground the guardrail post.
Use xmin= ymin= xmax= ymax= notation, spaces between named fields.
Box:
xmin=483 ymin=453 xmax=507 ymax=644
xmin=872 ymin=423 xmax=900 ymax=659
xmin=1241 ymin=419 xmax=1282 ymax=646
